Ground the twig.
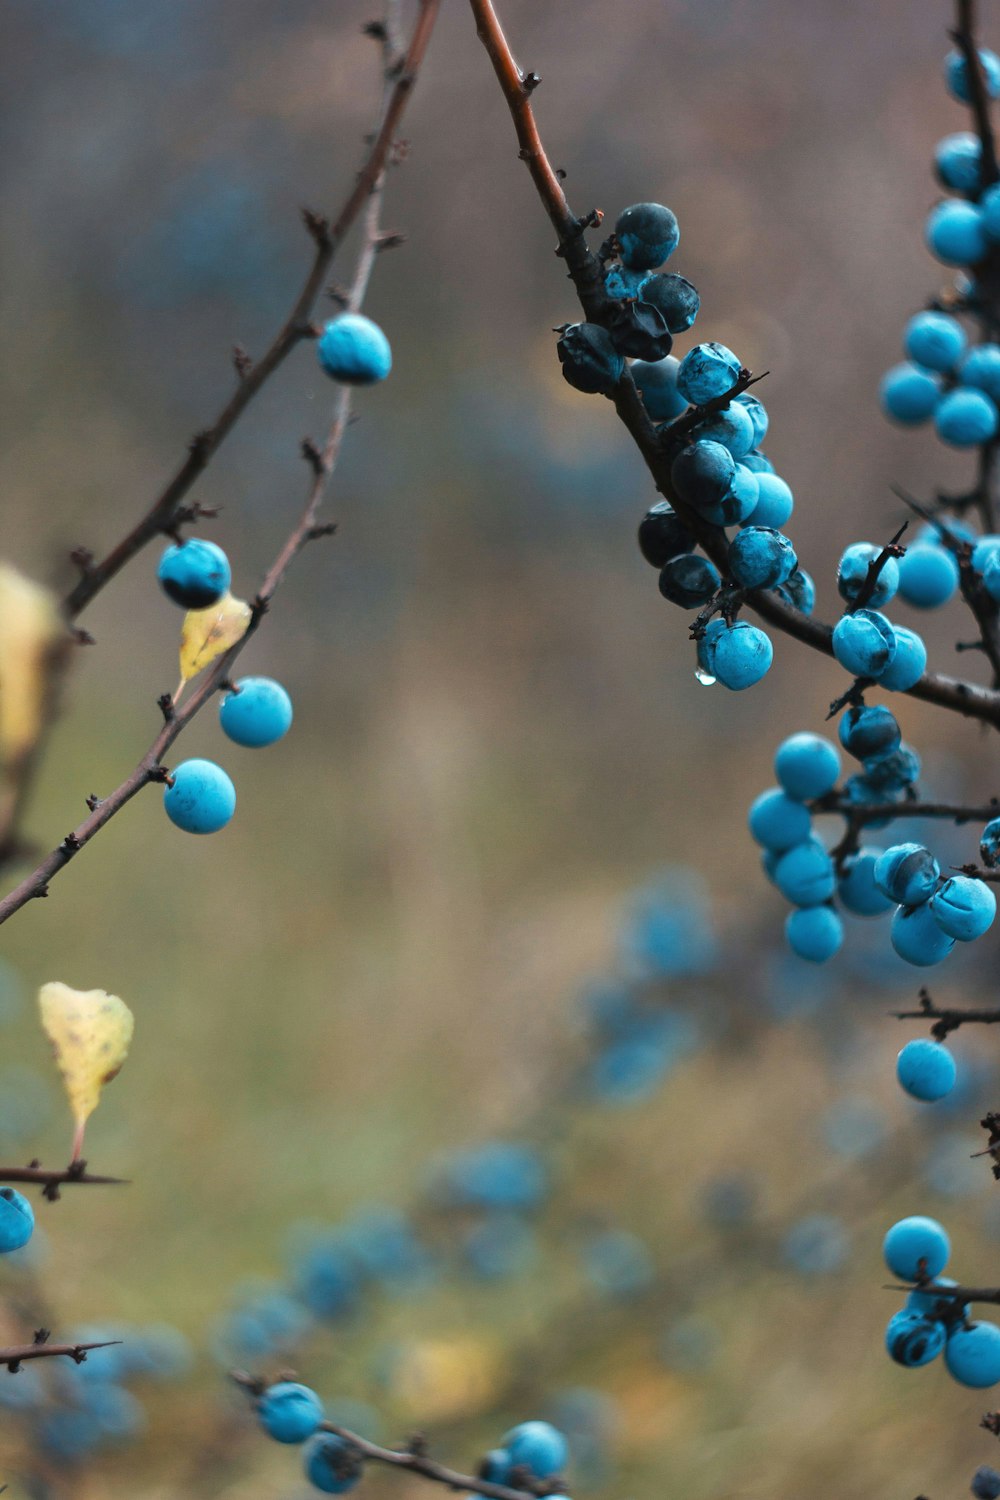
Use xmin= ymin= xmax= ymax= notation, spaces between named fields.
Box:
xmin=953 ymin=0 xmax=1000 ymax=187
xmin=0 ymin=1160 xmax=126 ymax=1202
xmin=846 ymin=523 xmax=908 ymax=614
xmin=0 ymin=1330 xmax=121 ymax=1375
xmin=891 ymin=986 xmax=1000 ymax=1039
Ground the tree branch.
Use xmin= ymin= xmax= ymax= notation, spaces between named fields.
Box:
xmin=892 ymin=986 xmax=1000 ymax=1039
xmin=0 ymin=1160 xmax=126 ymax=1202
xmin=0 ymin=1330 xmax=121 ymax=1375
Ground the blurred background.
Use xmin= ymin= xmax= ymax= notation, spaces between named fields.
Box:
xmin=2 ymin=0 xmax=1000 ymax=1495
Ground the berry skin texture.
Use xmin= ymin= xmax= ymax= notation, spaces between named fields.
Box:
xmin=749 ymin=789 xmax=812 ymax=850
xmin=501 ymin=1421 xmax=568 ymax=1478
xmin=929 ymin=875 xmax=997 ymax=941
xmin=746 ymin=473 xmax=793 ymax=528
xmin=897 ymin=543 xmax=960 ymax=608
xmin=775 ymin=733 xmax=841 ymax=801
xmin=874 ymin=844 xmax=940 ymax=906
xmin=691 ymin=402 xmax=755 ymax=458
xmin=742 ymin=449 xmax=774 ymax=474
xmin=603 ymin=262 xmax=650 ymax=300
xmin=637 ymin=502 xmax=694 ymax=567
xmin=831 ymin=610 xmax=897 ymax=679
xmin=945 ymin=1322 xmax=1000 ymax=1388
xmin=614 ymin=202 xmax=680 ymax=270
xmin=0 ymin=1187 xmax=34 ymax=1253
xmin=837 ymin=543 xmax=899 ymax=608
xmin=632 ymin=356 xmax=688 ymax=422
xmin=219 ymin=677 xmax=293 ymax=748
xmin=926 ymin=200 xmax=988 ymax=266
xmin=163 ymin=759 xmax=236 ymax=835
xmin=258 ymin=1382 xmax=324 ymax=1444
xmin=891 ymin=903 xmax=956 ymax=967
xmin=972 ymin=1466 xmax=1000 ymax=1500
xmin=728 ymin=527 xmax=797 ymax=590
xmin=904 ymin=311 xmax=966 ymax=373
xmin=777 ymin=568 xmax=814 ymax=614
xmin=879 ymin=626 xmax=927 ymax=692
xmin=556 ymin=324 xmax=624 ymax=394
xmin=317 ymin=314 xmax=392 ymax=385
xmin=897 ymin=1039 xmax=957 ymax=1102
xmin=785 ymin=905 xmax=843 ymax=963
xmin=839 ymin=705 xmax=901 ymax=760
xmin=960 ymin=344 xmax=1000 ymax=401
xmin=883 ymin=1215 xmax=950 ymax=1281
xmin=711 ymin=622 xmax=773 ymax=690
xmin=838 ymin=847 xmax=894 ymax=916
xmin=880 ymin=363 xmax=941 ymax=425
xmin=671 ymin=440 xmax=736 ymax=509
xmin=157 ymin=540 xmax=231 ymax=611
xmin=703 ymin=465 xmax=759 ymax=528
xmin=735 ymin=392 xmax=768 ymax=445
xmin=657 ymin=554 xmax=720 ymax=608
xmin=773 ymin=841 xmax=836 ymax=906
xmin=304 ymin=1433 xmax=361 ymax=1493
xmin=884 ymin=1308 xmax=947 ymax=1368
xmin=945 ymin=46 xmax=1000 ymax=103
xmin=696 ymin=616 xmax=728 ymax=676
xmin=935 ymin=387 xmax=999 ymax=447
xmin=639 ymin=272 xmax=700 ymax=333
xmin=676 ymin=343 xmax=742 ymax=405
xmin=934 ymin=131 xmax=983 ymax=192
xmin=862 ymin=744 xmax=921 ymax=795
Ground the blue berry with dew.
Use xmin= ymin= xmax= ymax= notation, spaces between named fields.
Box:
xmin=945 ymin=45 xmax=1000 ymax=102
xmin=163 ymin=759 xmax=236 ymax=835
xmin=639 ymin=272 xmax=700 ymax=333
xmin=935 ymin=387 xmax=999 ymax=446
xmin=897 ymin=1039 xmax=958 ymax=1102
xmin=874 ymin=844 xmax=940 ymax=906
xmin=615 ymin=202 xmax=679 ymax=270
xmin=219 ymin=677 xmax=293 ymax=749
xmin=157 ymin=539 xmax=231 ymax=611
xmin=703 ymin=465 xmax=760 ymax=528
xmin=258 ymin=1382 xmax=324 ymax=1444
xmin=879 ymin=625 xmax=927 ymax=691
xmin=502 ymin=1421 xmax=568 ymax=1478
xmin=727 ymin=527 xmax=796 ymax=590
xmin=972 ymin=1466 xmax=1000 ymax=1500
xmin=929 ymin=876 xmax=997 ymax=941
xmin=981 ymin=816 xmax=1000 ymax=867
xmin=657 ymin=555 xmax=720 ymax=608
xmin=671 ymin=440 xmax=735 ymax=510
xmin=904 ymin=311 xmax=967 ymax=372
xmin=946 ymin=1323 xmax=1000 ymax=1388
xmin=676 ymin=342 xmax=742 ymax=404
xmin=749 ymin=789 xmax=813 ymax=850
xmin=837 ymin=543 xmax=899 ymax=608
xmin=631 ymin=356 xmax=688 ymax=422
xmin=883 ymin=1215 xmax=950 ymax=1281
xmin=880 ymin=363 xmax=942 ymax=425
xmin=885 ymin=1308 xmax=947 ymax=1368
xmin=557 ymin=324 xmax=624 ymax=394
xmin=831 ymin=610 xmax=897 ymax=678
xmin=735 ymin=392 xmax=768 ymax=445
xmin=317 ymin=313 xmax=392 ymax=385
xmin=785 ymin=905 xmax=843 ymax=963
xmin=892 ymin=902 xmax=956 ymax=967
xmin=897 ymin=543 xmax=960 ymax=608
xmin=746 ymin=473 xmax=794 ymax=528
xmin=0 ymin=1187 xmax=33 ymax=1253
xmin=711 ymin=621 xmax=773 ymax=690
xmin=304 ymin=1433 xmax=362 ymax=1493
xmin=775 ymin=733 xmax=841 ymax=801
xmin=690 ymin=402 xmax=756 ymax=458
xmin=935 ymin=131 xmax=983 ymax=192
xmin=695 ymin=617 xmax=727 ymax=678
xmin=839 ymin=705 xmax=900 ymax=760
xmin=926 ymin=200 xmax=988 ymax=266
xmin=773 ymin=841 xmax=836 ymax=907
xmin=838 ymin=847 xmax=894 ymax=916
xmin=637 ymin=502 xmax=694 ymax=567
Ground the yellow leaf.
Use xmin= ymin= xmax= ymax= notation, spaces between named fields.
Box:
xmin=38 ymin=983 xmax=134 ymax=1159
xmin=179 ymin=592 xmax=251 ymax=682
xmin=0 ymin=563 xmax=66 ymax=769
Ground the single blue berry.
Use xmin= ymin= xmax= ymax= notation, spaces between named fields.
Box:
xmin=676 ymin=343 xmax=742 ymax=404
xmin=637 ymin=502 xmax=694 ymax=567
xmin=874 ymin=844 xmax=940 ymax=906
xmin=691 ymin=402 xmax=755 ymax=458
xmin=892 ymin=903 xmax=956 ymax=967
xmin=838 ymin=847 xmax=894 ymax=916
xmin=557 ymin=323 xmax=624 ymax=394
xmin=981 ymin=816 xmax=1000 ymax=867
xmin=773 ymin=840 xmax=836 ymax=907
xmin=776 ymin=567 xmax=815 ymax=614
xmin=831 ymin=610 xmax=897 ymax=678
xmin=317 ymin=314 xmax=392 ymax=385
xmin=735 ymin=392 xmax=768 ymax=445
xmin=897 ymin=544 xmax=960 ymax=608
xmin=897 ymin=1039 xmax=957 ymax=1102
xmin=258 ymin=1382 xmax=324 ymax=1444
xmin=0 ymin=1188 xmax=34 ymax=1253
xmin=926 ymin=200 xmax=988 ymax=266
xmin=785 ymin=905 xmax=843 ymax=963
xmin=904 ymin=311 xmax=966 ymax=373
xmin=728 ymin=527 xmax=796 ymax=590
xmin=671 ymin=440 xmax=736 ymax=509
xmin=775 ymin=732 xmax=840 ymax=801
xmin=879 ymin=625 xmax=927 ymax=691
xmin=945 ymin=46 xmax=1000 ymax=103
xmin=615 ymin=202 xmax=680 ymax=270
xmin=703 ymin=464 xmax=759 ymax=528
xmin=640 ymin=272 xmax=700 ymax=332
xmin=839 ymin=704 xmax=900 ymax=760
xmin=935 ymin=131 xmax=983 ymax=192
xmin=658 ymin=554 xmax=720 ymax=608
xmin=837 ymin=543 xmax=899 ymax=608
xmin=885 ymin=1308 xmax=947 ymax=1367
xmin=883 ymin=1215 xmax=950 ymax=1280
xmin=748 ymin=788 xmax=812 ymax=850
xmin=861 ymin=744 xmax=921 ymax=795
xmin=972 ymin=1465 xmax=1000 ymax=1500
xmin=712 ymin=621 xmax=773 ymax=689
xmin=930 ymin=876 xmax=997 ymax=941
xmin=502 ymin=1421 xmax=567 ymax=1478
xmin=632 ymin=356 xmax=688 ymax=422
xmin=163 ymin=759 xmax=236 ymax=835
xmin=946 ymin=1322 xmax=1000 ymax=1388
xmin=219 ymin=677 xmax=293 ymax=748
xmin=481 ymin=1450 xmax=512 ymax=1484
xmin=741 ymin=448 xmax=774 ymax=474
xmin=984 ymin=552 xmax=1000 ymax=602
xmin=959 ymin=344 xmax=1000 ymax=401
xmin=936 ymin=387 xmax=999 ymax=446
xmin=303 ymin=1433 xmax=361 ymax=1493
xmin=746 ymin=473 xmax=793 ymax=528
xmin=880 ymin=363 xmax=941 ymax=425
xmin=157 ymin=540 xmax=231 ymax=611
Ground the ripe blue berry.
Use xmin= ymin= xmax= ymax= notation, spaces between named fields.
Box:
xmin=163 ymin=759 xmax=236 ymax=835
xmin=776 ymin=567 xmax=815 ymax=614
xmin=712 ymin=621 xmax=773 ymax=689
xmin=897 ymin=1039 xmax=957 ymax=1102
xmin=837 ymin=543 xmax=899 ymax=608
xmin=861 ymin=744 xmax=921 ymax=795
xmin=0 ymin=1188 xmax=34 ymax=1253
xmin=935 ymin=387 xmax=999 ymax=446
xmin=557 ymin=324 xmax=624 ymax=394
xmin=929 ymin=876 xmax=997 ymax=941
xmin=631 ymin=356 xmax=688 ymax=422
xmin=934 ymin=132 xmax=983 ymax=192
xmin=881 ymin=363 xmax=941 ymax=425
xmin=728 ymin=527 xmax=796 ymax=590
xmin=606 ymin=299 xmax=672 ymax=360
xmin=258 ymin=1381 xmax=324 ymax=1444
xmin=960 ymin=344 xmax=1000 ymax=401
xmin=735 ymin=393 xmax=768 ymax=445
xmin=157 ymin=540 xmax=231 ymax=611
xmin=874 ymin=844 xmax=940 ymax=906
xmin=945 ymin=1322 xmax=1000 ymax=1388
xmin=637 ymin=503 xmax=694 ymax=567
xmin=741 ymin=449 xmax=774 ymax=474
xmin=317 ymin=314 xmax=392 ymax=385
xmin=945 ymin=46 xmax=1000 ymax=103
xmin=691 ymin=403 xmax=755 ymax=458
xmin=838 ymin=847 xmax=894 ymax=916
xmin=981 ymin=816 xmax=1000 ymax=867
xmin=658 ymin=554 xmax=720 ymax=607
xmin=775 ymin=733 xmax=841 ymax=801
xmin=671 ymin=440 xmax=735 ymax=509
xmin=983 ymin=185 xmax=1000 ymax=241
xmin=883 ymin=1215 xmax=950 ymax=1280
xmin=748 ymin=789 xmax=812 ymax=850
xmin=879 ymin=625 xmax=927 ymax=691
xmin=703 ymin=464 xmax=760 ymax=528
xmin=615 ymin=203 xmax=680 ymax=270
xmin=891 ymin=903 xmax=956 ymax=967
xmin=984 ymin=552 xmax=1000 ymax=602
xmin=603 ymin=263 xmax=650 ymax=299
xmin=897 ymin=544 xmax=960 ymax=608
xmin=839 ymin=705 xmax=900 ymax=760
xmin=904 ymin=311 xmax=966 ymax=373
xmin=676 ymin=343 xmax=742 ymax=405
xmin=501 ymin=1421 xmax=568 ymax=1478
xmin=219 ymin=677 xmax=293 ymax=748
xmin=831 ymin=610 xmax=897 ymax=678
xmin=303 ymin=1433 xmax=361 ymax=1493
xmin=885 ymin=1308 xmax=947 ymax=1367
xmin=972 ymin=1466 xmax=1000 ymax=1500
xmin=746 ymin=473 xmax=793 ymax=528
xmin=481 ymin=1450 xmax=513 ymax=1484
xmin=926 ymin=200 xmax=988 ymax=266
xmin=773 ymin=841 xmax=836 ymax=906
xmin=640 ymin=272 xmax=700 ymax=332
xmin=785 ymin=905 xmax=843 ymax=963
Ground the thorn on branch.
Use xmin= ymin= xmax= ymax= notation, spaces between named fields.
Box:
xmin=250 ymin=595 xmax=270 ymax=626
xmin=555 ymin=167 xmax=567 ymax=180
xmin=150 ymin=766 xmax=173 ymax=788
xmin=375 ymin=231 xmax=406 ymax=252
xmin=69 ymin=547 xmax=94 ymax=577
xmin=306 ymin=523 xmax=338 ymax=542
xmin=301 ymin=207 xmax=332 ymax=249
xmin=521 ymin=71 xmax=541 ymax=94
xmin=84 ymin=793 xmax=103 ymax=813
xmin=232 ymin=345 xmax=253 ymax=380
xmin=301 ymin=439 xmax=325 ymax=477
xmin=362 ymin=19 xmax=388 ymax=41
xmin=327 ymin=284 xmax=351 ymax=309
xmin=826 ymin=678 xmax=873 ymax=720
xmin=72 ymin=628 xmax=96 ymax=647
xmin=157 ymin=693 xmax=175 ymax=723
xmin=60 ymin=833 xmax=81 ymax=857
xmin=188 ymin=430 xmax=212 ymax=463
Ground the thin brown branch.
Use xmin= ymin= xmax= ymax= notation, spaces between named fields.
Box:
xmin=0 ymin=1331 xmax=121 ymax=1375
xmin=846 ymin=523 xmax=909 ymax=614
xmin=892 ymin=986 xmax=1000 ymax=1039
xmin=0 ymin=1161 xmax=126 ymax=1202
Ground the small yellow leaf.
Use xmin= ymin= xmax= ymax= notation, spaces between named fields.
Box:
xmin=38 ymin=983 xmax=134 ymax=1158
xmin=0 ymin=563 xmax=66 ymax=768
xmin=179 ymin=592 xmax=251 ymax=682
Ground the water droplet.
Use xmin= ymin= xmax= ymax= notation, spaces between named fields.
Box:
xmin=694 ymin=669 xmax=716 ymax=686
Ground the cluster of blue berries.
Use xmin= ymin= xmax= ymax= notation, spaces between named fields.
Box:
xmin=883 ymin=1215 xmax=1000 ymax=1388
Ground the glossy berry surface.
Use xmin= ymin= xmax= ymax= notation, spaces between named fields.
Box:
xmin=883 ymin=1215 xmax=950 ymax=1280
xmin=896 ymin=1039 xmax=957 ymax=1102
xmin=219 ymin=678 xmax=293 ymax=748
xmin=945 ymin=45 xmax=1000 ymax=102
xmin=926 ymin=200 xmax=988 ymax=266
xmin=501 ymin=1421 xmax=568 ymax=1478
xmin=703 ymin=465 xmax=759 ymax=527
xmin=874 ymin=844 xmax=940 ymax=906
xmin=747 ymin=473 xmax=793 ymax=528
xmin=884 ymin=1308 xmax=946 ymax=1368
xmin=671 ymin=440 xmax=736 ymax=508
xmin=163 ymin=759 xmax=236 ymax=835
xmin=959 ymin=344 xmax=1000 ymax=400
xmin=736 ymin=392 xmax=768 ymax=445
xmin=727 ymin=527 xmax=796 ymax=590
xmin=929 ymin=875 xmax=997 ymax=941
xmin=711 ymin=621 xmax=773 ymax=690
xmin=157 ymin=540 xmax=231 ymax=611
xmin=317 ymin=314 xmax=392 ymax=385
xmin=0 ymin=1187 xmax=34 ymax=1253
xmin=676 ymin=343 xmax=742 ymax=404
xmin=637 ymin=502 xmax=694 ymax=567
xmin=891 ymin=902 xmax=956 ymax=967
xmin=879 ymin=626 xmax=927 ymax=691
xmin=615 ymin=202 xmax=680 ymax=270
xmin=773 ymin=841 xmax=836 ymax=906
xmin=831 ymin=610 xmax=897 ymax=678
xmin=304 ymin=1433 xmax=361 ymax=1493
xmin=981 ymin=816 xmax=1000 ymax=867
xmin=945 ymin=1322 xmax=1000 ymax=1388
xmin=934 ymin=131 xmax=982 ymax=192
xmin=691 ymin=402 xmax=755 ymax=458
xmin=839 ymin=705 xmax=901 ymax=760
xmin=632 ymin=356 xmax=688 ymax=422
xmin=557 ymin=323 xmax=624 ymax=394
xmin=258 ymin=1381 xmax=324 ymax=1444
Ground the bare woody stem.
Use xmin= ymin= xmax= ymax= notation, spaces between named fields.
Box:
xmin=0 ymin=1333 xmax=121 ymax=1375
xmin=0 ymin=1161 xmax=126 ymax=1202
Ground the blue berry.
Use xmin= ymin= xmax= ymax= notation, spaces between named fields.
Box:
xmin=557 ymin=324 xmax=624 ymax=394
xmin=0 ymin=1188 xmax=33 ymax=1253
xmin=897 ymin=1039 xmax=958 ymax=1102
xmin=773 ymin=841 xmax=836 ymax=906
xmin=926 ymin=200 xmax=988 ymax=266
xmin=981 ymin=816 xmax=1000 ymax=867
xmin=676 ymin=343 xmax=742 ymax=404
xmin=935 ymin=131 xmax=983 ymax=192
xmin=157 ymin=540 xmax=231 ymax=611
xmin=983 ymin=184 xmax=1000 ymax=241
xmin=502 ymin=1421 xmax=567 ymax=1478
xmin=219 ymin=678 xmax=293 ymax=748
xmin=304 ymin=1433 xmax=361 ymax=1493
xmin=838 ymin=847 xmax=894 ymax=916
xmin=711 ymin=621 xmax=773 ymax=690
xmin=776 ymin=567 xmax=815 ymax=614
xmin=972 ymin=1465 xmax=1000 ymax=1500
xmin=984 ymin=552 xmax=1000 ymax=602
xmin=258 ymin=1382 xmax=324 ymax=1444
xmin=885 ymin=1308 xmax=947 ymax=1367
xmin=748 ymin=789 xmax=812 ymax=850
xmin=658 ymin=554 xmax=720 ymax=607
xmin=831 ymin=610 xmax=897 ymax=678
xmin=874 ymin=844 xmax=940 ymax=906
xmin=637 ymin=502 xmax=694 ymax=567
xmin=631 ymin=356 xmax=688 ymax=422
xmin=837 ymin=543 xmax=899 ymax=608
xmin=785 ymin=905 xmax=843 ymax=963
xmin=741 ymin=448 xmax=774 ymax=474
xmin=775 ymin=733 xmax=840 ymax=801
xmin=935 ymin=387 xmax=999 ymax=446
xmin=945 ymin=46 xmax=1000 ymax=103
xmin=691 ymin=402 xmax=755 ymax=458
xmin=481 ymin=1450 xmax=513 ymax=1484
xmin=959 ymin=344 xmax=1000 ymax=401
xmin=606 ymin=299 xmax=672 ymax=360
xmin=640 ymin=272 xmax=700 ymax=332
xmin=839 ymin=705 xmax=900 ymax=760
xmin=972 ymin=536 xmax=1000 ymax=572
xmin=603 ymin=263 xmax=650 ymax=299
xmin=703 ymin=465 xmax=759 ymax=528
xmin=946 ymin=1322 xmax=1000 ymax=1388
xmin=671 ymin=440 xmax=735 ymax=509
xmin=883 ymin=1215 xmax=950 ymax=1280
xmin=735 ymin=392 xmax=768 ymax=445
xmin=317 ymin=314 xmax=392 ymax=385
xmin=880 ymin=363 xmax=941 ymax=425
xmin=897 ymin=544 xmax=960 ymax=608
xmin=930 ymin=876 xmax=997 ymax=941
xmin=879 ymin=625 xmax=927 ymax=691
xmin=696 ymin=617 xmax=728 ymax=676
xmin=615 ymin=202 xmax=679 ymax=270
xmin=904 ymin=311 xmax=966 ymax=373
xmin=861 ymin=744 xmax=921 ymax=795
xmin=892 ymin=903 xmax=956 ymax=967
xmin=728 ymin=527 xmax=796 ymax=590
xmin=746 ymin=473 xmax=793 ymax=528
xmin=163 ymin=759 xmax=236 ymax=835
